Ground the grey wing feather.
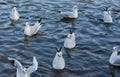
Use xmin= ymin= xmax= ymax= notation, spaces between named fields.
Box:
xmin=27 ymin=56 xmax=38 ymax=75
xmin=114 ymin=56 xmax=120 ymax=64
xmin=31 ymin=22 xmax=41 ymax=34
xmin=61 ymin=12 xmax=73 ymax=18
xmin=8 ymin=57 xmax=23 ymax=69
xmin=8 ymin=57 xmax=23 ymax=77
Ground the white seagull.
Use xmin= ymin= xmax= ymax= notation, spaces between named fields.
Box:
xmin=103 ymin=10 xmax=113 ymax=23
xmin=109 ymin=47 xmax=120 ymax=66
xmin=64 ymin=29 xmax=76 ymax=49
xmin=52 ymin=47 xmax=65 ymax=70
xmin=59 ymin=6 xmax=78 ymax=19
xmin=24 ymin=19 xmax=42 ymax=36
xmin=10 ymin=7 xmax=20 ymax=21
xmin=8 ymin=56 xmax=38 ymax=77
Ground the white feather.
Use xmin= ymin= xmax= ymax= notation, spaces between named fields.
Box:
xmin=64 ymin=33 xmax=76 ymax=49
xmin=103 ymin=11 xmax=113 ymax=23
xmin=27 ymin=56 xmax=38 ymax=76
xmin=10 ymin=7 xmax=20 ymax=21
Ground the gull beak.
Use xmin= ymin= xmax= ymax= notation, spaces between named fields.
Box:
xmin=58 ymin=54 xmax=61 ymax=57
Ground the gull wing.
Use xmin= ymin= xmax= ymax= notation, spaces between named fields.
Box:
xmin=30 ymin=22 xmax=42 ymax=34
xmin=113 ymin=56 xmax=120 ymax=65
xmin=27 ymin=56 xmax=38 ymax=75
xmin=61 ymin=12 xmax=74 ymax=18
xmin=8 ymin=57 xmax=23 ymax=77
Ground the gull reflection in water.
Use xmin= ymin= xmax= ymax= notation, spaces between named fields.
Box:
xmin=64 ymin=48 xmax=74 ymax=58
xmin=60 ymin=18 xmax=77 ymax=27
xmin=24 ymin=34 xmax=40 ymax=45
xmin=10 ymin=18 xmax=19 ymax=27
xmin=24 ymin=36 xmax=30 ymax=45
xmin=109 ymin=64 xmax=120 ymax=77
xmin=109 ymin=64 xmax=115 ymax=77
xmin=53 ymin=69 xmax=63 ymax=77
xmin=104 ymin=23 xmax=112 ymax=31
xmin=11 ymin=22 xmax=17 ymax=27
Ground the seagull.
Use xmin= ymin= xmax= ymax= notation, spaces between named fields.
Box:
xmin=8 ymin=56 xmax=38 ymax=77
xmin=109 ymin=47 xmax=120 ymax=66
xmin=64 ymin=29 xmax=76 ymax=49
xmin=24 ymin=18 xmax=42 ymax=36
xmin=103 ymin=8 xmax=113 ymax=23
xmin=52 ymin=47 xmax=65 ymax=70
xmin=10 ymin=7 xmax=20 ymax=21
xmin=59 ymin=6 xmax=78 ymax=19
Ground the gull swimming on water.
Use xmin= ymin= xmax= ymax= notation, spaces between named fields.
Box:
xmin=24 ymin=18 xmax=42 ymax=36
xmin=8 ymin=56 xmax=38 ymax=77
xmin=59 ymin=6 xmax=78 ymax=19
xmin=10 ymin=7 xmax=20 ymax=21
xmin=103 ymin=8 xmax=113 ymax=23
xmin=109 ymin=47 xmax=120 ymax=66
xmin=52 ymin=47 xmax=65 ymax=70
xmin=64 ymin=29 xmax=76 ymax=49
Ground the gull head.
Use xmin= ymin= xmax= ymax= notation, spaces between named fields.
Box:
xmin=13 ymin=7 xmax=17 ymax=12
xmin=57 ymin=51 xmax=63 ymax=57
xmin=67 ymin=29 xmax=74 ymax=38
xmin=25 ymin=22 xmax=29 ymax=26
xmin=112 ymin=47 xmax=118 ymax=52
xmin=23 ymin=68 xmax=27 ymax=74
xmin=103 ymin=7 xmax=109 ymax=11
xmin=67 ymin=34 xmax=72 ymax=38
xmin=55 ymin=47 xmax=62 ymax=57
xmin=67 ymin=33 xmax=75 ymax=39
xmin=73 ymin=6 xmax=78 ymax=10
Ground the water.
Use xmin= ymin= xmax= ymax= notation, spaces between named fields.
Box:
xmin=0 ymin=0 xmax=120 ymax=77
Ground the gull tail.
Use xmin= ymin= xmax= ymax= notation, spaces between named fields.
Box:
xmin=38 ymin=18 xmax=42 ymax=23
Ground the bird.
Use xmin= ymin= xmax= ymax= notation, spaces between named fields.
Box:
xmin=64 ymin=29 xmax=76 ymax=49
xmin=59 ymin=6 xmax=78 ymax=19
xmin=24 ymin=18 xmax=42 ymax=36
xmin=109 ymin=47 xmax=120 ymax=66
xmin=52 ymin=47 xmax=65 ymax=70
xmin=103 ymin=8 xmax=113 ymax=23
xmin=8 ymin=56 xmax=38 ymax=77
xmin=10 ymin=7 xmax=20 ymax=21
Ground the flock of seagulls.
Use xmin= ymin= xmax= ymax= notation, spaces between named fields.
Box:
xmin=8 ymin=5 xmax=117 ymax=77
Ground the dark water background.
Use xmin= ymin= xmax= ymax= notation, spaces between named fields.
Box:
xmin=0 ymin=0 xmax=120 ymax=77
